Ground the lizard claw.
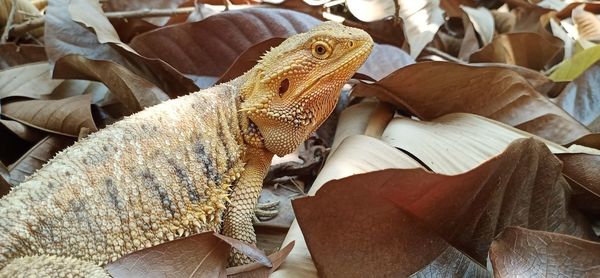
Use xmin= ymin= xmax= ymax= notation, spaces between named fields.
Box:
xmin=253 ymin=200 xmax=280 ymax=222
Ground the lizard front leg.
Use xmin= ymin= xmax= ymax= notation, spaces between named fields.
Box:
xmin=222 ymin=147 xmax=273 ymax=266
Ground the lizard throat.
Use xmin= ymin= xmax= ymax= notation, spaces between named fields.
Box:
xmin=240 ymin=115 xmax=265 ymax=149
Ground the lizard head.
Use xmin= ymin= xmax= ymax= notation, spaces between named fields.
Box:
xmin=239 ymin=21 xmax=373 ymax=156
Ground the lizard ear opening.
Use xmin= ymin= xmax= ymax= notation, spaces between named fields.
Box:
xmin=278 ymin=78 xmax=290 ymax=97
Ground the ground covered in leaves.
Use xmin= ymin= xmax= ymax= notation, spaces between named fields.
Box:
xmin=1 ymin=0 xmax=600 ymax=277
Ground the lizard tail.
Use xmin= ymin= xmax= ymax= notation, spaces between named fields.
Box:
xmin=0 ymin=255 xmax=109 ymax=278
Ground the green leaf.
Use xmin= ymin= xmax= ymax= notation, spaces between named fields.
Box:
xmin=550 ymin=44 xmax=600 ymax=81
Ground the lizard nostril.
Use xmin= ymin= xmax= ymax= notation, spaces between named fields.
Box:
xmin=349 ymin=41 xmax=354 ymax=47
xmin=278 ymin=78 xmax=290 ymax=97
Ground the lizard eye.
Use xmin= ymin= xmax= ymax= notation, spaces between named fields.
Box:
xmin=311 ymin=41 xmax=332 ymax=59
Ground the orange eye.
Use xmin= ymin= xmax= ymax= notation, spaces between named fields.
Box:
xmin=311 ymin=41 xmax=332 ymax=59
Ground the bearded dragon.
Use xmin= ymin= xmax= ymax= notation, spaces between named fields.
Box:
xmin=0 ymin=22 xmax=373 ymax=277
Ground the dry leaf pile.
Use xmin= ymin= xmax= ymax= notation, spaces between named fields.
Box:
xmin=1 ymin=0 xmax=599 ymax=277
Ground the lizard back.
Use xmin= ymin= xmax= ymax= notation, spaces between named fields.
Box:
xmin=0 ymin=83 xmax=246 ymax=267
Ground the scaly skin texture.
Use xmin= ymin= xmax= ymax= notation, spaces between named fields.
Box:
xmin=0 ymin=22 xmax=373 ymax=276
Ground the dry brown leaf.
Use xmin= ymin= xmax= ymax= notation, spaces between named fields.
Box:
xmin=353 ymin=61 xmax=589 ymax=144
xmin=490 ymin=227 xmax=600 ymax=277
xmin=226 ymin=241 xmax=295 ymax=278
xmin=45 ymin=0 xmax=198 ymax=98
xmin=571 ymin=133 xmax=600 ymax=151
xmin=555 ymin=2 xmax=600 ymax=20
xmin=1 ymin=94 xmax=98 ymax=137
xmin=0 ymin=119 xmax=44 ymax=143
xmin=358 ymin=44 xmax=414 ymax=81
xmin=0 ymin=43 xmax=47 ymax=70
xmin=439 ymin=0 xmax=477 ymax=17
xmin=293 ymin=176 xmax=489 ymax=277
xmin=293 ymin=138 xmax=591 ymax=276
xmin=557 ymin=153 xmax=600 ymax=214
xmin=470 ymin=62 xmax=553 ymax=93
xmin=218 ymin=38 xmax=286 ymax=84
xmin=109 ymin=18 xmax=159 ymax=43
xmin=54 ymin=55 xmax=168 ymax=113
xmin=213 ymin=233 xmax=272 ymax=267
xmin=130 ymin=8 xmax=320 ymax=81
xmin=491 ymin=10 xmax=516 ymax=33
xmin=272 ymin=135 xmax=423 ymax=278
xmin=461 ymin=6 xmax=495 ymax=45
xmin=0 ymin=0 xmax=44 ymax=37
xmin=345 ymin=0 xmax=444 ymax=58
xmin=469 ymin=32 xmax=563 ymax=70
xmin=7 ymin=135 xmax=74 ymax=186
xmin=330 ymin=100 xmax=395 ymax=153
xmin=342 ymin=18 xmax=406 ymax=48
xmin=0 ymin=63 xmax=64 ymax=100
xmin=458 ymin=13 xmax=481 ymax=60
xmin=572 ymin=4 xmax=600 ymax=42
xmin=105 ymin=232 xmax=228 ymax=278
xmin=0 ymin=62 xmax=109 ymax=101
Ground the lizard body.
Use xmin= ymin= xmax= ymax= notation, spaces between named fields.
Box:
xmin=0 ymin=22 xmax=373 ymax=277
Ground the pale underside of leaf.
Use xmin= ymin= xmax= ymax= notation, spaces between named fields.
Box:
xmin=381 ymin=113 xmax=569 ymax=175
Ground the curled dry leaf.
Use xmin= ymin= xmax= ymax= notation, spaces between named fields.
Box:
xmin=226 ymin=241 xmax=295 ymax=278
xmin=572 ymin=4 xmax=600 ymax=42
xmin=213 ymin=233 xmax=272 ymax=268
xmin=0 ymin=62 xmax=109 ymax=101
xmin=130 ymin=8 xmax=320 ymax=80
xmin=491 ymin=10 xmax=516 ymax=33
xmin=469 ymin=32 xmax=564 ymax=70
xmin=381 ymin=113 xmax=568 ymax=174
xmin=0 ymin=43 xmax=47 ymax=70
xmin=7 ymin=135 xmax=74 ymax=186
xmin=272 ymin=135 xmax=423 ymax=278
xmin=490 ymin=227 xmax=600 ymax=277
xmin=458 ymin=13 xmax=481 ymax=60
xmin=330 ymin=100 xmax=395 ymax=153
xmin=54 ymin=55 xmax=169 ymax=113
xmin=105 ymin=232 xmax=228 ymax=278
xmin=557 ymin=153 xmax=600 ymax=214
xmin=45 ymin=0 xmax=198 ymax=97
xmin=1 ymin=94 xmax=98 ymax=137
xmin=343 ymin=18 xmax=406 ymax=48
xmin=357 ymin=44 xmax=414 ymax=81
xmin=461 ymin=6 xmax=494 ymax=45
xmin=353 ymin=61 xmax=590 ymax=145
xmin=0 ymin=0 xmax=44 ymax=37
xmin=293 ymin=138 xmax=592 ymax=277
xmin=0 ymin=63 xmax=61 ymax=100
xmin=345 ymin=0 xmax=444 ymax=58
xmin=293 ymin=175 xmax=489 ymax=277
